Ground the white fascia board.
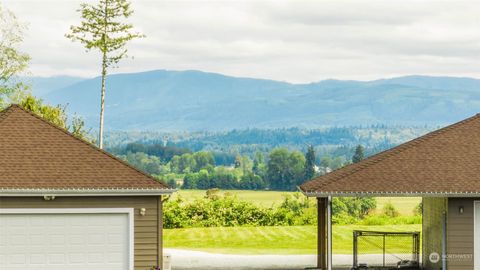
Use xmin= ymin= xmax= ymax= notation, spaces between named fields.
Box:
xmin=301 ymin=191 xmax=480 ymax=198
xmin=0 ymin=188 xmax=177 ymax=197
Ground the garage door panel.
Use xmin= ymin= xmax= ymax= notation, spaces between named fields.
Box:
xmin=0 ymin=212 xmax=131 ymax=270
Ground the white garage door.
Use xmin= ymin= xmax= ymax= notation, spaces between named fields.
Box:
xmin=0 ymin=209 xmax=133 ymax=270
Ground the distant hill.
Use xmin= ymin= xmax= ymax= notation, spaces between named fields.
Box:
xmin=31 ymin=70 xmax=480 ymax=131
xmin=26 ymin=76 xmax=85 ymax=97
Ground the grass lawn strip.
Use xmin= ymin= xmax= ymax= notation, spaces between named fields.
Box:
xmin=164 ymin=224 xmax=421 ymax=255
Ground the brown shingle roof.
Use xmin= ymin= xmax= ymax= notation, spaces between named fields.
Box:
xmin=0 ymin=105 xmax=171 ymax=193
xmin=300 ymin=113 xmax=480 ymax=196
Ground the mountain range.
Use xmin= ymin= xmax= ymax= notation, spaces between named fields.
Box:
xmin=29 ymin=70 xmax=480 ymax=131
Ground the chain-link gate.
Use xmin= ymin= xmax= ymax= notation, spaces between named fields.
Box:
xmin=352 ymin=231 xmax=420 ymax=270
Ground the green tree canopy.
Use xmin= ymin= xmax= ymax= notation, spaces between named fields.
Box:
xmin=252 ymin=151 xmax=266 ymax=177
xmin=0 ymin=3 xmax=29 ymax=107
xmin=193 ymin=152 xmax=215 ymax=172
xmin=0 ymin=4 xmax=89 ymax=141
xmin=20 ymin=95 xmax=90 ymax=140
xmin=267 ymin=148 xmax=306 ymax=191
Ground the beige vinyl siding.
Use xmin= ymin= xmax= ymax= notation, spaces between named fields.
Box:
xmin=422 ymin=197 xmax=446 ymax=270
xmin=447 ymin=198 xmax=475 ymax=270
xmin=0 ymin=196 xmax=162 ymax=270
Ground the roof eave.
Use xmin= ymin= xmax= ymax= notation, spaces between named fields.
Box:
xmin=301 ymin=190 xmax=480 ymax=198
xmin=0 ymin=188 xmax=177 ymax=197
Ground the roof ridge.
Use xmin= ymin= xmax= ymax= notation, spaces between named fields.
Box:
xmin=301 ymin=113 xmax=480 ymax=191
xmin=3 ymin=104 xmax=170 ymax=189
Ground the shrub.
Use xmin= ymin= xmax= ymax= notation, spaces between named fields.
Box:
xmin=383 ymin=202 xmax=400 ymax=218
xmin=332 ymin=213 xmax=357 ymax=225
xmin=413 ymin=202 xmax=422 ymax=216
xmin=167 ymin=178 xmax=177 ymax=188
xmin=239 ymin=173 xmax=266 ymax=190
xmin=163 ymin=191 xmax=316 ymax=228
xmin=163 ymin=192 xmax=418 ymax=228
xmin=331 ymin=197 xmax=377 ymax=224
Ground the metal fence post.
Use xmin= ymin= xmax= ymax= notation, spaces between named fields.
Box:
xmin=353 ymin=231 xmax=358 ymax=269
xmin=383 ymin=234 xmax=386 ymax=267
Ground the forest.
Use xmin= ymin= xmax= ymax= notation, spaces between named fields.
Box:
xmin=108 ymin=126 xmax=432 ymax=191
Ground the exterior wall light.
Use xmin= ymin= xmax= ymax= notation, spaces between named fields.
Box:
xmin=459 ymin=206 xmax=464 ymax=214
xmin=43 ymin=195 xmax=56 ymax=201
xmin=139 ymin=208 xmax=147 ymax=216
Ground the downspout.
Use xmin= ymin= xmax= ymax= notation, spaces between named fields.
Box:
xmin=158 ymin=195 xmax=171 ymax=269
xmin=157 ymin=196 xmax=163 ymax=268
xmin=442 ymin=199 xmax=447 ymax=270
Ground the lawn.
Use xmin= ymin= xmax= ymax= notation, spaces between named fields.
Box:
xmin=164 ymin=224 xmax=421 ymax=255
xmin=173 ymin=190 xmax=422 ymax=216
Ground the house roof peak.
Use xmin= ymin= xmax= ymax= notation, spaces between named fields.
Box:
xmin=0 ymin=104 xmax=171 ymax=194
xmin=300 ymin=113 xmax=480 ymax=196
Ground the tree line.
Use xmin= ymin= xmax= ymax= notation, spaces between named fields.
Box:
xmin=118 ymin=143 xmax=370 ymax=191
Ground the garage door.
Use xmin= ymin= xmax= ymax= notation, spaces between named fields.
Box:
xmin=0 ymin=209 xmax=133 ymax=270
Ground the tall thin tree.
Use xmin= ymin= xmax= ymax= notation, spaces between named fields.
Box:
xmin=66 ymin=0 xmax=144 ymax=148
xmin=303 ymin=145 xmax=316 ymax=180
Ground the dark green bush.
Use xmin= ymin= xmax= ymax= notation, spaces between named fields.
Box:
xmin=413 ymin=202 xmax=422 ymax=216
xmin=331 ymin=197 xmax=377 ymax=223
xmin=163 ymin=191 xmax=316 ymax=228
xmin=383 ymin=202 xmax=400 ymax=218
xmin=164 ymin=192 xmax=385 ymax=228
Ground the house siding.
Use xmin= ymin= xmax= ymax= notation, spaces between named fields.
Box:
xmin=423 ymin=197 xmax=446 ymax=270
xmin=0 ymin=196 xmax=162 ymax=270
xmin=447 ymin=198 xmax=475 ymax=270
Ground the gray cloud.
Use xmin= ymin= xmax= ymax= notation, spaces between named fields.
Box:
xmin=3 ymin=0 xmax=480 ymax=82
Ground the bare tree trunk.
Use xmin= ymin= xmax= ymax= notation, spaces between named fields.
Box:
xmin=99 ymin=51 xmax=107 ymax=149
xmin=99 ymin=0 xmax=108 ymax=149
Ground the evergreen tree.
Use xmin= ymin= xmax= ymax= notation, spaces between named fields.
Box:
xmin=303 ymin=145 xmax=316 ymax=180
xmin=352 ymin=144 xmax=365 ymax=163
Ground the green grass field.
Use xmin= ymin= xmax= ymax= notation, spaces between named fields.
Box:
xmin=173 ymin=190 xmax=422 ymax=216
xmin=164 ymin=224 xmax=422 ymax=255
xmin=166 ymin=190 xmax=422 ymax=254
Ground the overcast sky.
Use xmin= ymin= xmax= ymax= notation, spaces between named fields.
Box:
xmin=3 ymin=0 xmax=480 ymax=83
